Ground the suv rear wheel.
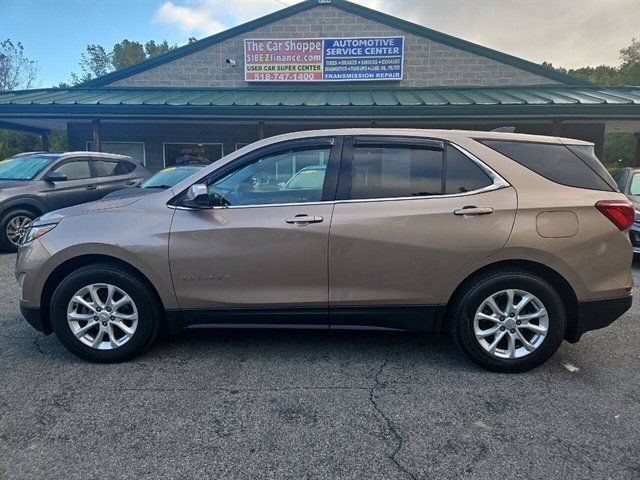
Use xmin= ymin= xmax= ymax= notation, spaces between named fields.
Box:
xmin=451 ymin=269 xmax=566 ymax=372
xmin=50 ymin=263 xmax=161 ymax=362
xmin=0 ymin=208 xmax=35 ymax=251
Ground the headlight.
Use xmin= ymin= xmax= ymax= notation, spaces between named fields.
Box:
xmin=22 ymin=223 xmax=57 ymax=245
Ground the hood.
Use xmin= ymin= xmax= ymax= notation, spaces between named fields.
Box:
xmin=0 ymin=180 xmax=31 ymax=190
xmin=37 ymin=195 xmax=144 ymax=224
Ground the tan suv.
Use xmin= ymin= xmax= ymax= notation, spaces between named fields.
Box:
xmin=16 ymin=129 xmax=633 ymax=372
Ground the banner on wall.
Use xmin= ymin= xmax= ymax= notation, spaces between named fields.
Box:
xmin=244 ymin=37 xmax=404 ymax=82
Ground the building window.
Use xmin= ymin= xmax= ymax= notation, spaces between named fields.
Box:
xmin=163 ymin=143 xmax=224 ymax=167
xmin=86 ymin=141 xmax=146 ymax=166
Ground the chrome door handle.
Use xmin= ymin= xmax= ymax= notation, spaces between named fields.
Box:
xmin=454 ymin=206 xmax=494 ymax=216
xmin=85 ymin=185 xmax=98 ymax=191
xmin=286 ymin=214 xmax=324 ymax=224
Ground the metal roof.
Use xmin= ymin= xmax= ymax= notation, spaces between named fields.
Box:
xmin=0 ymin=86 xmax=638 ymax=118
xmin=79 ymin=0 xmax=585 ymax=88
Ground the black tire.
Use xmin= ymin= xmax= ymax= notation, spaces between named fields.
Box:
xmin=0 ymin=208 xmax=35 ymax=252
xmin=450 ymin=269 xmax=566 ymax=373
xmin=50 ymin=263 xmax=161 ymax=363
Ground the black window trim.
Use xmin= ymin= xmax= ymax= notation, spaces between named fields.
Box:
xmin=169 ymin=136 xmax=340 ymax=209
xmin=336 ymin=136 xmax=508 ymax=204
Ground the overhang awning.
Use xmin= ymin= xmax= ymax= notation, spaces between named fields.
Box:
xmin=0 ymin=85 xmax=639 ymax=122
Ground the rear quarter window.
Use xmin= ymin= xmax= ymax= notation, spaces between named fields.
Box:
xmin=479 ymin=140 xmax=613 ymax=192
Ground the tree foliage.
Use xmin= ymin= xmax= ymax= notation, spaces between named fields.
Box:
xmin=0 ymin=39 xmax=38 ymax=91
xmin=70 ymin=39 xmax=177 ymax=85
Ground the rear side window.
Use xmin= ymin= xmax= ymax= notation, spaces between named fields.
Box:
xmin=445 ymin=148 xmax=493 ymax=194
xmin=94 ymin=160 xmax=131 ymax=177
xmin=480 ymin=140 xmax=613 ymax=191
xmin=565 ymin=145 xmax=618 ymax=191
xmin=349 ymin=146 xmax=443 ymax=199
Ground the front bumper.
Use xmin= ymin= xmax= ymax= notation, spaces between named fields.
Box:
xmin=565 ymin=295 xmax=633 ymax=343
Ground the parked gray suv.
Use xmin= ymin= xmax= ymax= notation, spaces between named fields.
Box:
xmin=0 ymin=151 xmax=149 ymax=250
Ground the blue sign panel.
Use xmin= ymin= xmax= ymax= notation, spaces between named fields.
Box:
xmin=322 ymin=36 xmax=404 ymax=81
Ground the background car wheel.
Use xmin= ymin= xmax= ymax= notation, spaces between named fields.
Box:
xmin=50 ymin=263 xmax=161 ymax=363
xmin=0 ymin=209 xmax=35 ymax=252
xmin=450 ymin=269 xmax=566 ymax=373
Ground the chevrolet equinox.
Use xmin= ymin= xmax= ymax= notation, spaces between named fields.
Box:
xmin=16 ymin=129 xmax=634 ymax=372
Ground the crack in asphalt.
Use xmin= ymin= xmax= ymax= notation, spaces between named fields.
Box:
xmin=369 ymin=355 xmax=418 ymax=480
xmin=33 ymin=336 xmax=44 ymax=354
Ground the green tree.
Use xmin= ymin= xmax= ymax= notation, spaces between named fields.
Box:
xmin=0 ymin=39 xmax=38 ymax=91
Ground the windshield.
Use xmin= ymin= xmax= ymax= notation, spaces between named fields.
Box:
xmin=0 ymin=154 xmax=60 ymax=180
xmin=141 ymin=166 xmax=203 ymax=188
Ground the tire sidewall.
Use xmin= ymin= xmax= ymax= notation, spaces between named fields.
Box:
xmin=457 ymin=273 xmax=566 ymax=372
xmin=51 ymin=266 xmax=157 ymax=362
xmin=0 ymin=209 xmax=35 ymax=252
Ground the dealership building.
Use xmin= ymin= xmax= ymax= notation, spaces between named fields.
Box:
xmin=0 ymin=0 xmax=639 ymax=170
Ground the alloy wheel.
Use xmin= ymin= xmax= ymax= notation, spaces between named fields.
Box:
xmin=6 ymin=215 xmax=31 ymax=246
xmin=67 ymin=283 xmax=139 ymax=350
xmin=473 ymin=289 xmax=549 ymax=359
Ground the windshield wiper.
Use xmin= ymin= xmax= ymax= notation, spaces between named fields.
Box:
xmin=142 ymin=185 xmax=172 ymax=189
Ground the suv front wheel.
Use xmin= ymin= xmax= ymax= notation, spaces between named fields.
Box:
xmin=50 ymin=263 xmax=161 ymax=362
xmin=0 ymin=209 xmax=35 ymax=251
xmin=451 ymin=269 xmax=566 ymax=373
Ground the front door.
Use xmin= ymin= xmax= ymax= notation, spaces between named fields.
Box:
xmin=45 ymin=158 xmax=101 ymax=210
xmin=169 ymin=137 xmax=340 ymax=326
xmin=328 ymin=137 xmax=517 ymax=330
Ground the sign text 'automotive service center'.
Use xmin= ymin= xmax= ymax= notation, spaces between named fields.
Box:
xmin=244 ymin=37 xmax=404 ymax=81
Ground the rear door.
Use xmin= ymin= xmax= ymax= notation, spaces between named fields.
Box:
xmin=168 ymin=137 xmax=341 ymax=326
xmin=328 ymin=136 xmax=517 ymax=330
xmin=45 ymin=157 xmax=102 ymax=210
xmin=92 ymin=159 xmax=140 ymax=196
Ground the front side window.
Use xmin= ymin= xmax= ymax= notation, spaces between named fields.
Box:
xmin=208 ymin=147 xmax=330 ymax=206
xmin=53 ymin=160 xmax=91 ymax=180
xmin=349 ymin=146 xmax=443 ymax=200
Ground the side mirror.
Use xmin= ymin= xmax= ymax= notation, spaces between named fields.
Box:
xmin=182 ymin=184 xmax=210 ymax=208
xmin=44 ymin=172 xmax=68 ymax=183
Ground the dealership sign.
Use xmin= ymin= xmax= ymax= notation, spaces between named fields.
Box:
xmin=244 ymin=37 xmax=404 ymax=82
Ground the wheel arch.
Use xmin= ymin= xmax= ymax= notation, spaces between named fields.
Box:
xmin=39 ymin=254 xmax=175 ymax=335
xmin=0 ymin=198 xmax=47 ymax=219
xmin=440 ymin=259 xmax=579 ymax=340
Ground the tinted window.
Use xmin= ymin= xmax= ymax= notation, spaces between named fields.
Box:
xmin=349 ymin=147 xmax=443 ymax=200
xmin=566 ymin=145 xmax=618 ymax=191
xmin=208 ymin=147 xmax=330 ymax=206
xmin=54 ymin=160 xmax=91 ymax=180
xmin=94 ymin=160 xmax=130 ymax=177
xmin=480 ymin=140 xmax=613 ymax=191
xmin=614 ymin=170 xmax=629 ymax=192
xmin=445 ymin=148 xmax=492 ymax=194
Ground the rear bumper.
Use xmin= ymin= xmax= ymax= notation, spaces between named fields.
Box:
xmin=566 ymin=295 xmax=632 ymax=343
xmin=20 ymin=304 xmax=52 ymax=335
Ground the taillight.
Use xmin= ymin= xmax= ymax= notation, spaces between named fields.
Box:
xmin=595 ymin=200 xmax=635 ymax=231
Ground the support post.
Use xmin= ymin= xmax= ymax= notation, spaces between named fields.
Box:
xmin=92 ymin=119 xmax=102 ymax=152
xmin=41 ymin=132 xmax=50 ymax=152
xmin=258 ymin=121 xmax=265 ymax=140
xmin=635 ymin=133 xmax=640 ymax=167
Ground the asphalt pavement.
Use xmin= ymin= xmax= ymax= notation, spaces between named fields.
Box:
xmin=1 ymin=253 xmax=639 ymax=479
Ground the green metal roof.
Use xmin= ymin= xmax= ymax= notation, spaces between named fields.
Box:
xmin=1 ymin=86 xmax=638 ymax=118
xmin=79 ymin=0 xmax=586 ymax=88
